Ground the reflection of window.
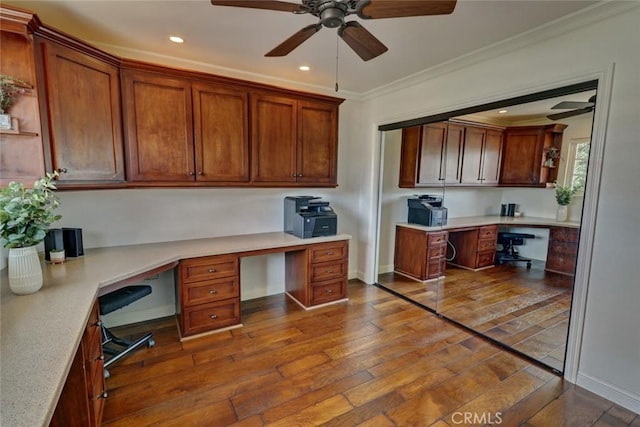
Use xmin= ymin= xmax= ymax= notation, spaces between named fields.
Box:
xmin=566 ymin=137 xmax=590 ymax=190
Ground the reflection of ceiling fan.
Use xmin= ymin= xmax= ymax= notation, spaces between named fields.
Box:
xmin=547 ymin=94 xmax=596 ymax=120
xmin=211 ymin=0 xmax=457 ymax=61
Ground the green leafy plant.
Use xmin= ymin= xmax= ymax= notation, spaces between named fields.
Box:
xmin=0 ymin=74 xmax=28 ymax=114
xmin=0 ymin=172 xmax=62 ymax=248
xmin=555 ymin=183 xmax=578 ymax=206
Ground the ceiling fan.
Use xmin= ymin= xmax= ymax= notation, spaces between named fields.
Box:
xmin=211 ymin=0 xmax=457 ymax=61
xmin=547 ymin=94 xmax=596 ymax=120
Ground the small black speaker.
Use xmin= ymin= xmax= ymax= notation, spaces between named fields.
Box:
xmin=44 ymin=228 xmax=64 ymax=261
xmin=63 ymin=227 xmax=84 ymax=257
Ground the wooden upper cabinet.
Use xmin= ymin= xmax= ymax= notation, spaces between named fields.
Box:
xmin=36 ymin=39 xmax=124 ymax=184
xmin=459 ymin=125 xmax=503 ymax=185
xmin=251 ymin=93 xmax=297 ymax=183
xmin=0 ymin=15 xmax=45 ymax=187
xmin=417 ymin=122 xmax=447 ymax=185
xmin=443 ymin=123 xmax=464 ymax=184
xmin=297 ymin=100 xmax=338 ymax=184
xmin=122 ymin=70 xmax=194 ymax=181
xmin=500 ymin=124 xmax=566 ymax=186
xmin=192 ymin=83 xmax=249 ymax=182
xmin=398 ymin=126 xmax=421 ymax=188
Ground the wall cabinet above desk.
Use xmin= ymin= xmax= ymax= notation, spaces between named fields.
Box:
xmin=398 ymin=121 xmax=503 ymax=188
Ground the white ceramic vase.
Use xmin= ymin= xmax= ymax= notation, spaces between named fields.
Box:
xmin=8 ymin=245 xmax=43 ymax=295
xmin=556 ymin=205 xmax=568 ymax=222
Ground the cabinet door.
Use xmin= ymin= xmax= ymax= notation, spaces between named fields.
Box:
xmin=481 ymin=129 xmax=503 ymax=184
xmin=398 ymin=126 xmax=420 ymax=188
xmin=417 ymin=122 xmax=447 ymax=185
xmin=500 ymin=127 xmax=545 ymax=185
xmin=122 ymin=71 xmax=194 ymax=181
xmin=192 ymin=83 xmax=249 ymax=182
xmin=251 ymin=93 xmax=297 ymax=183
xmin=297 ymin=100 xmax=338 ymax=185
xmin=443 ymin=123 xmax=464 ymax=184
xmin=39 ymin=40 xmax=124 ymax=183
xmin=460 ymin=126 xmax=485 ymax=184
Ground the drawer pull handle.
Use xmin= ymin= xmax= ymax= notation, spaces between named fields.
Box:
xmin=98 ymin=391 xmax=108 ymax=399
xmin=326 ymin=269 xmax=333 ymax=273
xmin=326 ymin=251 xmax=334 ymax=255
xmin=209 ymin=289 xmax=217 ymax=294
xmin=210 ymin=314 xmax=218 ymax=319
xmin=326 ymin=289 xmax=333 ymax=294
xmin=208 ymin=268 xmax=217 ymax=273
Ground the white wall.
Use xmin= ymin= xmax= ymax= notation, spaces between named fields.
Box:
xmin=358 ymin=3 xmax=640 ymax=413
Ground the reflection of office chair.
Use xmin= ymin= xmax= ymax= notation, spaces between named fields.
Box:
xmin=99 ymin=285 xmax=155 ymax=377
xmin=496 ymin=232 xmax=535 ymax=268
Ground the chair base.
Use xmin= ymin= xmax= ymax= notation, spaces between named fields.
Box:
xmin=496 ymin=252 xmax=532 ymax=268
xmin=101 ymin=324 xmax=154 ymax=370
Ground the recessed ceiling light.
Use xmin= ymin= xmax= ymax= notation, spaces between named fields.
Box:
xmin=299 ymin=65 xmax=310 ymax=71
xmin=169 ymin=36 xmax=184 ymax=44
xmin=498 ymin=109 xmax=508 ymax=114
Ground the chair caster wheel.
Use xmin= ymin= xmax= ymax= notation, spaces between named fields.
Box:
xmin=148 ymin=338 xmax=155 ymax=348
xmin=527 ymin=262 xmax=532 ymax=269
xmin=104 ymin=368 xmax=110 ymax=379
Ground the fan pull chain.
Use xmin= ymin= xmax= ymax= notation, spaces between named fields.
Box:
xmin=335 ymin=34 xmax=339 ymax=92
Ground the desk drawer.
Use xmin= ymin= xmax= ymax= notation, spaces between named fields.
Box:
xmin=479 ymin=225 xmax=498 ymax=239
xmin=182 ymin=276 xmax=239 ymax=307
xmin=180 ymin=255 xmax=238 ymax=283
xmin=311 ymin=279 xmax=346 ymax=305
xmin=182 ymin=298 xmax=241 ymax=336
xmin=309 ymin=242 xmax=348 ymax=264
xmin=548 ymin=242 xmax=578 ymax=256
xmin=545 ymin=254 xmax=576 ymax=275
xmin=476 ymin=251 xmax=495 ymax=268
xmin=427 ymin=244 xmax=446 ymax=260
xmin=427 ymin=232 xmax=448 ymax=246
xmin=478 ymin=238 xmax=497 ymax=252
xmin=310 ymin=260 xmax=347 ymax=283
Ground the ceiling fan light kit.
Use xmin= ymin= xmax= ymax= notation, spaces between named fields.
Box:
xmin=211 ymin=0 xmax=457 ymax=61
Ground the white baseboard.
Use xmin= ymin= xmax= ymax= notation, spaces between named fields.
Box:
xmin=102 ymin=304 xmax=176 ymax=328
xmin=378 ymin=264 xmax=394 ymax=274
xmin=577 ymin=372 xmax=640 ymax=414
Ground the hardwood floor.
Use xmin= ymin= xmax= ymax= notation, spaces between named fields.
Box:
xmin=102 ymin=281 xmax=638 ymax=426
xmin=378 ymin=262 xmax=573 ymax=372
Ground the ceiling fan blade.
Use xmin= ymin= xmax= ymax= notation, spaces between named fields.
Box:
xmin=356 ymin=0 xmax=457 ymax=19
xmin=551 ymin=100 xmax=595 ymax=110
xmin=265 ymin=24 xmax=322 ymax=57
xmin=546 ymin=107 xmax=594 ymax=121
xmin=211 ymin=0 xmax=304 ymax=13
xmin=338 ymin=21 xmax=388 ymax=61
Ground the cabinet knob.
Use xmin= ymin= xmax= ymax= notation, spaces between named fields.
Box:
xmin=189 ymin=172 xmax=195 ymax=176
xmin=209 ymin=289 xmax=217 ymax=294
xmin=292 ymin=174 xmax=298 ymax=177
xmin=326 ymin=289 xmax=333 ymax=294
xmin=98 ymin=355 xmax=105 ymax=361
xmin=210 ymin=314 xmax=218 ymax=319
xmin=56 ymin=168 xmax=68 ymax=174
xmin=208 ymin=268 xmax=216 ymax=273
xmin=326 ymin=269 xmax=333 ymax=273
xmin=99 ymin=391 xmax=108 ymax=399
xmin=298 ymin=173 xmax=303 ymax=177
xmin=326 ymin=251 xmax=334 ymax=255
xmin=197 ymin=171 xmax=204 ymax=176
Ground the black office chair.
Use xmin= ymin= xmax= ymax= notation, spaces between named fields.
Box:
xmin=99 ymin=285 xmax=155 ymax=378
xmin=496 ymin=232 xmax=535 ymax=268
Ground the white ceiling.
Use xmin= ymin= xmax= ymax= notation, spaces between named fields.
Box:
xmin=5 ymin=0 xmax=599 ymax=94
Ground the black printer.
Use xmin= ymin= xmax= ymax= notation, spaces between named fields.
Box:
xmin=284 ymin=196 xmax=337 ymax=239
xmin=408 ymin=195 xmax=448 ymax=226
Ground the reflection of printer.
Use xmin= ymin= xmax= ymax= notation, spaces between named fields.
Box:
xmin=407 ymin=195 xmax=448 ymax=226
xmin=284 ymin=196 xmax=337 ymax=239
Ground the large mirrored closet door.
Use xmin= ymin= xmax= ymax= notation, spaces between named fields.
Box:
xmin=376 ymin=84 xmax=596 ymax=373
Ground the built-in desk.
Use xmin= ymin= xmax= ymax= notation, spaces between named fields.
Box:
xmin=0 ymin=232 xmax=350 ymax=427
xmin=395 ymin=216 xmax=579 ymax=281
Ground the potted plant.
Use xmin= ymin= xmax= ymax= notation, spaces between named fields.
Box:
xmin=49 ymin=248 xmax=65 ymax=264
xmin=544 ymin=147 xmax=560 ymax=168
xmin=554 ymin=183 xmax=578 ymax=222
xmin=0 ymin=74 xmax=28 ymax=130
xmin=0 ymin=172 xmax=62 ymax=294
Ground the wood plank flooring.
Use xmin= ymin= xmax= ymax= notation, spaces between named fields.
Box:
xmin=102 ymin=281 xmax=638 ymax=426
xmin=378 ymin=262 xmax=573 ymax=372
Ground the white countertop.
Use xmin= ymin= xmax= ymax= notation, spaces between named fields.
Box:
xmin=0 ymin=232 xmax=351 ymax=427
xmin=397 ymin=215 xmax=580 ymax=232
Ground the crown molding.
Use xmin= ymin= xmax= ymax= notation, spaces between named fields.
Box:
xmin=361 ymin=0 xmax=639 ymax=101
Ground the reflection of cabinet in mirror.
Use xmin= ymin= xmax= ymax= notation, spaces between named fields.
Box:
xmin=500 ymin=123 xmax=567 ymax=186
xmin=447 ymin=225 xmax=498 ymax=270
xmin=393 ymin=226 xmax=448 ymax=281
xmin=545 ymin=226 xmax=579 ymax=277
xmin=398 ymin=120 xmax=503 ymax=187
